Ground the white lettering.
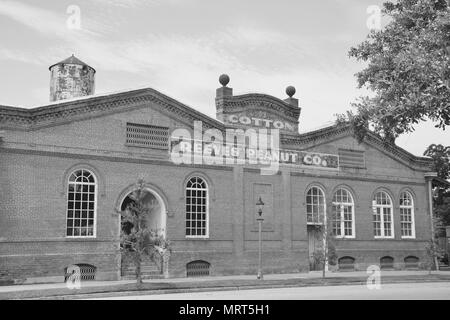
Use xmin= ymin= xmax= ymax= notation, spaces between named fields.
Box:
xmin=273 ymin=120 xmax=284 ymax=129
xmin=239 ymin=116 xmax=251 ymax=125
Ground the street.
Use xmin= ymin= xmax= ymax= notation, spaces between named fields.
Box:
xmin=86 ymin=281 xmax=450 ymax=300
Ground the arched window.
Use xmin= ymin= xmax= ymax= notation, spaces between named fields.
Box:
xmin=404 ymin=256 xmax=419 ymax=269
xmin=185 ymin=177 xmax=208 ymax=238
xmin=306 ymin=186 xmax=325 ymax=225
xmin=380 ymin=256 xmax=394 ymax=269
xmin=372 ymin=191 xmax=394 ymax=238
xmin=331 ymin=188 xmax=355 ymax=238
xmin=186 ymin=260 xmax=211 ymax=277
xmin=400 ymin=191 xmax=415 ymax=238
xmin=66 ymin=169 xmax=96 ymax=237
xmin=338 ymin=256 xmax=356 ymax=270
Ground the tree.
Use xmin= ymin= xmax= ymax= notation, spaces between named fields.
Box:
xmin=424 ymin=144 xmax=450 ymax=227
xmin=425 ymin=239 xmax=445 ymax=273
xmin=311 ymin=212 xmax=338 ymax=278
xmin=340 ymin=0 xmax=450 ymax=143
xmin=120 ymin=179 xmax=171 ymax=287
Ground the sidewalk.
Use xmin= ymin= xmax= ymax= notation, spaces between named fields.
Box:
xmin=1 ymin=270 xmax=449 ymax=299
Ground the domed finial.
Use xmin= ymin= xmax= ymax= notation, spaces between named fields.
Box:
xmin=219 ymin=74 xmax=230 ymax=87
xmin=286 ymin=86 xmax=296 ymax=98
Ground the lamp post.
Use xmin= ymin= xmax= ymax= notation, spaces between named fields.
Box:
xmin=256 ymin=197 xmax=265 ymax=280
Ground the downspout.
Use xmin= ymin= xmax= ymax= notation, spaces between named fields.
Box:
xmin=424 ymin=172 xmax=439 ymax=270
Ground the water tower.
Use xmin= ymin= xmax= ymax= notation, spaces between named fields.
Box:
xmin=49 ymin=54 xmax=95 ymax=102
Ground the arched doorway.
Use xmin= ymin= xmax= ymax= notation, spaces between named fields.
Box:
xmin=119 ymin=187 xmax=167 ymax=238
xmin=118 ymin=186 xmax=168 ymax=279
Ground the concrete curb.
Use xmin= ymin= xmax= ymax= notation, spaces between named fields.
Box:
xmin=6 ymin=275 xmax=450 ymax=300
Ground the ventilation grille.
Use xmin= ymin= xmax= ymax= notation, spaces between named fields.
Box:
xmin=126 ymin=123 xmax=169 ymax=150
xmin=380 ymin=256 xmax=394 ymax=269
xmin=404 ymin=256 xmax=419 ymax=269
xmin=64 ymin=264 xmax=96 ymax=282
xmin=338 ymin=149 xmax=365 ymax=168
xmin=338 ymin=256 xmax=355 ymax=271
xmin=186 ymin=260 xmax=210 ymax=277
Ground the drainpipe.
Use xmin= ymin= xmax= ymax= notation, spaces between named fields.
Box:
xmin=424 ymin=172 xmax=439 ymax=270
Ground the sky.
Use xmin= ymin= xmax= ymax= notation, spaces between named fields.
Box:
xmin=0 ymin=0 xmax=448 ymax=156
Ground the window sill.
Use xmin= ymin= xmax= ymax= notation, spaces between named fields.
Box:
xmin=185 ymin=236 xmax=210 ymax=240
xmin=65 ymin=236 xmax=97 ymax=240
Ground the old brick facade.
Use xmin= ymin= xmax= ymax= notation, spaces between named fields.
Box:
xmin=0 ymin=57 xmax=436 ymax=284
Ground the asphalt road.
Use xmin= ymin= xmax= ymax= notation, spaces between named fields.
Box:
xmin=86 ymin=281 xmax=450 ymax=300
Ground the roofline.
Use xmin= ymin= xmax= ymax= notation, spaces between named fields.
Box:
xmin=221 ymin=92 xmax=300 ymax=113
xmin=48 ymin=54 xmax=96 ymax=72
xmin=0 ymin=87 xmax=224 ymax=131
xmin=283 ymin=123 xmax=433 ymax=169
xmin=48 ymin=63 xmax=96 ymax=73
xmin=431 ymin=176 xmax=450 ymax=187
xmin=0 ymin=91 xmax=437 ymax=170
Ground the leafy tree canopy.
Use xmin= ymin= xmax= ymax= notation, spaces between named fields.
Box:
xmin=424 ymin=144 xmax=450 ymax=226
xmin=340 ymin=0 xmax=450 ymax=143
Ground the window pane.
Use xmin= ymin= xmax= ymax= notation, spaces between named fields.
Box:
xmin=66 ymin=170 xmax=96 ymax=237
xmin=306 ymin=187 xmax=325 ymax=225
xmin=185 ymin=177 xmax=208 ymax=237
xmin=332 ymin=189 xmax=353 ymax=237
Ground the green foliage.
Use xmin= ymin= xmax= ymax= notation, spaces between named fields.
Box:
xmin=327 ymin=242 xmax=338 ymax=266
xmin=424 ymin=144 xmax=450 ymax=180
xmin=341 ymin=0 xmax=450 ymax=142
xmin=425 ymin=239 xmax=445 ymax=272
xmin=120 ymin=179 xmax=171 ymax=285
xmin=424 ymin=144 xmax=450 ymax=226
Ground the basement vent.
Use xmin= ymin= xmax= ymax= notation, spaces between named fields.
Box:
xmin=404 ymin=256 xmax=419 ymax=269
xmin=380 ymin=256 xmax=394 ymax=270
xmin=338 ymin=149 xmax=365 ymax=168
xmin=338 ymin=256 xmax=356 ymax=271
xmin=64 ymin=263 xmax=96 ymax=282
xmin=186 ymin=260 xmax=210 ymax=277
xmin=126 ymin=123 xmax=169 ymax=150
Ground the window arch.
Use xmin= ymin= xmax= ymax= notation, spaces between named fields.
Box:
xmin=338 ymin=256 xmax=356 ymax=270
xmin=66 ymin=169 xmax=97 ymax=237
xmin=400 ymin=191 xmax=415 ymax=238
xmin=372 ymin=191 xmax=394 ymax=238
xmin=186 ymin=260 xmax=211 ymax=277
xmin=404 ymin=256 xmax=419 ymax=269
xmin=331 ymin=188 xmax=355 ymax=238
xmin=380 ymin=256 xmax=394 ymax=269
xmin=306 ymin=186 xmax=326 ymax=225
xmin=185 ymin=177 xmax=208 ymax=238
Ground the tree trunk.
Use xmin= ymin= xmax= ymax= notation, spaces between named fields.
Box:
xmin=135 ymin=253 xmax=143 ymax=287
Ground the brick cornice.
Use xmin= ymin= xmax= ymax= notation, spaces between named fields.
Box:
xmin=281 ymin=124 xmax=433 ymax=171
xmin=0 ymin=88 xmax=225 ymax=131
xmin=216 ymin=93 xmax=300 ymax=120
xmin=1 ymin=89 xmax=433 ymax=172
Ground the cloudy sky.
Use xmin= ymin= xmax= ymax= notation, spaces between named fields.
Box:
xmin=0 ymin=0 xmax=448 ymax=156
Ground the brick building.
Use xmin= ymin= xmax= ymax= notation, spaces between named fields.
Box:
xmin=0 ymin=56 xmax=438 ymax=284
